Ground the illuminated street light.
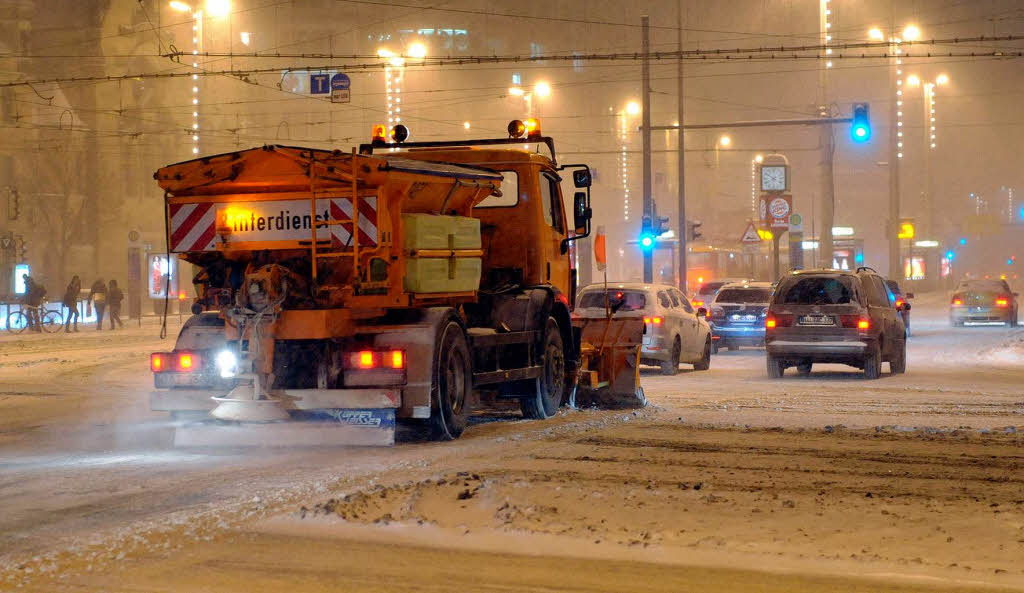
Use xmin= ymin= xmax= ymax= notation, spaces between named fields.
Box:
xmin=508 ymin=87 xmax=525 ymax=97
xmin=902 ymin=25 xmax=921 ymax=41
xmin=407 ymin=42 xmax=427 ymax=59
xmin=868 ymin=28 xmax=884 ymax=41
xmin=625 ymin=101 xmax=641 ymax=116
xmin=463 ymin=121 xmax=470 ymax=130
xmin=169 ymin=1 xmax=192 ymax=12
xmin=719 ymin=135 xmax=731 ymax=148
xmin=936 ymin=73 xmax=950 ymax=85
xmin=754 ymin=154 xmax=764 ymax=163
xmin=239 ymin=31 xmax=251 ymax=45
xmin=533 ymin=81 xmax=551 ymax=98
xmin=906 ymin=74 xmax=920 ymax=87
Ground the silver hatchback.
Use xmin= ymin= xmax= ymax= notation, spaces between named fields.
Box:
xmin=576 ymin=282 xmax=712 ymax=375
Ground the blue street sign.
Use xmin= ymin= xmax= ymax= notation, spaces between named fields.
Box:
xmin=310 ymin=73 xmax=330 ymax=95
xmin=331 ymin=73 xmax=351 ymax=103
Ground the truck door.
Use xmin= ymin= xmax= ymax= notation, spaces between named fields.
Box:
xmin=538 ymin=170 xmax=569 ymax=293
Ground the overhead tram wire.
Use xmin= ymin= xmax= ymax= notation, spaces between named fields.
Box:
xmin=3 ymin=35 xmax=1020 ymax=90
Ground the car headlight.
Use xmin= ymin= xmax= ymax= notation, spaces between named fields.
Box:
xmin=215 ymin=349 xmax=238 ymax=378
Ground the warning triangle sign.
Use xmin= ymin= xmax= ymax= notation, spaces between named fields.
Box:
xmin=740 ymin=222 xmax=761 ymax=243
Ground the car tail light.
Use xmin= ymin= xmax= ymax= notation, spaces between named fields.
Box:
xmin=766 ymin=314 xmax=793 ymax=329
xmin=895 ymin=298 xmax=905 ymax=308
xmin=175 ymin=352 xmax=199 ymax=372
xmin=995 ymin=297 xmax=1010 ymax=307
xmin=643 ymin=317 xmax=663 ymax=326
xmin=951 ymin=294 xmax=963 ymax=305
xmin=857 ymin=318 xmax=871 ymax=330
xmin=692 ymin=299 xmax=704 ymax=308
xmin=150 ymin=353 xmax=168 ymax=372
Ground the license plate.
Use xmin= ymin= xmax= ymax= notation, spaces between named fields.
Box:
xmin=731 ymin=314 xmax=757 ymax=323
xmin=799 ymin=315 xmax=834 ymax=326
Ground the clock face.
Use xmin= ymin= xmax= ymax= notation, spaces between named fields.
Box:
xmin=761 ymin=166 xmax=786 ymax=191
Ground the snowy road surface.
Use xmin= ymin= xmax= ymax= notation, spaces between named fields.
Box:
xmin=1 ymin=297 xmax=1022 ymax=592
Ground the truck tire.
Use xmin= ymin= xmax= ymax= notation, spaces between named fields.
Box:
xmin=520 ymin=317 xmax=565 ymax=420
xmin=430 ymin=320 xmax=472 ymax=440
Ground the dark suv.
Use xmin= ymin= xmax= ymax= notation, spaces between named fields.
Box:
xmin=764 ymin=268 xmax=908 ymax=379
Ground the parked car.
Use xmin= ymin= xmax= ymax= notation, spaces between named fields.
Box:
xmin=690 ymin=278 xmax=752 ymax=309
xmin=576 ymin=283 xmax=712 ymax=375
xmin=885 ymin=279 xmax=914 ymax=337
xmin=708 ymin=281 xmax=773 ymax=353
xmin=949 ymin=278 xmax=1019 ymax=327
xmin=764 ymin=268 xmax=907 ymax=379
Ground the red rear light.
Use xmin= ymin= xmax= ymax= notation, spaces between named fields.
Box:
xmin=653 ymin=317 xmax=663 ymax=325
xmin=895 ymin=299 xmax=905 ymax=308
xmin=996 ymin=298 xmax=1009 ymax=307
xmin=951 ymin=294 xmax=963 ymax=305
xmin=357 ymin=350 xmax=376 ymax=369
xmin=150 ymin=353 xmax=167 ymax=372
xmin=389 ymin=350 xmax=405 ymax=369
xmin=175 ymin=352 xmax=199 ymax=372
xmin=857 ymin=318 xmax=871 ymax=330
xmin=643 ymin=317 xmax=651 ymax=324
xmin=692 ymin=300 xmax=704 ymax=307
xmin=765 ymin=313 xmax=793 ymax=329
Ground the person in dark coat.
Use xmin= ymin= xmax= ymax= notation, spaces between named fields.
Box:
xmin=107 ymin=279 xmax=124 ymax=330
xmin=62 ymin=275 xmax=82 ymax=332
xmin=88 ymin=278 xmax=107 ymax=330
xmin=22 ymin=275 xmax=45 ymax=332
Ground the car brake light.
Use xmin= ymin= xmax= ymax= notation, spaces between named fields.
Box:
xmin=996 ymin=298 xmax=1009 ymax=307
xmin=952 ymin=298 xmax=962 ymax=305
xmin=895 ymin=299 xmax=905 ymax=308
xmin=653 ymin=317 xmax=663 ymax=325
xmin=176 ymin=352 xmax=199 ymax=372
xmin=765 ymin=318 xmax=776 ymax=329
xmin=766 ymin=313 xmax=793 ymax=328
xmin=692 ymin=300 xmax=704 ymax=307
xmin=389 ymin=350 xmax=405 ymax=369
xmin=857 ymin=318 xmax=871 ymax=330
xmin=150 ymin=353 xmax=167 ymax=372
xmin=643 ymin=317 xmax=663 ymax=326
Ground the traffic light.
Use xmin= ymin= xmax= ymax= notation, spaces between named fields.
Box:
xmin=687 ymin=220 xmax=703 ymax=242
xmin=945 ymin=250 xmax=955 ymax=260
xmin=639 ymin=216 xmax=655 ymax=252
xmin=959 ymin=237 xmax=967 ymax=246
xmin=850 ymin=102 xmax=871 ymax=142
xmin=1008 ymin=256 xmax=1016 ymax=266
xmin=5 ymin=188 xmax=18 ymax=221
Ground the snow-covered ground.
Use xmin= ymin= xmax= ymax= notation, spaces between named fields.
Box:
xmin=0 ymin=295 xmax=1021 ymax=592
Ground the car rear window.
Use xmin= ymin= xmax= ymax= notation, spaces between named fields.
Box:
xmin=697 ymin=282 xmax=727 ymax=296
xmin=578 ymin=289 xmax=646 ymax=311
xmin=715 ymin=288 xmax=771 ymax=304
xmin=776 ymin=276 xmax=854 ymax=305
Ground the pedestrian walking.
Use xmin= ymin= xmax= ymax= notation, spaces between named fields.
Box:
xmin=62 ymin=275 xmax=82 ymax=332
xmin=108 ymin=279 xmax=124 ymax=330
xmin=23 ymin=275 xmax=46 ymax=333
xmin=88 ymin=278 xmax=107 ymax=330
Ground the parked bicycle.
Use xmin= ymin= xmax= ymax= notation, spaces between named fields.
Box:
xmin=6 ymin=301 xmax=63 ymax=334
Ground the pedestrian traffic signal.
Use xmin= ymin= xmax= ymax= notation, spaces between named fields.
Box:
xmin=850 ymin=102 xmax=871 ymax=142
xmin=639 ymin=216 xmax=655 ymax=252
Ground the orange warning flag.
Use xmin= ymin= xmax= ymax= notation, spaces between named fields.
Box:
xmin=594 ymin=225 xmax=607 ymax=272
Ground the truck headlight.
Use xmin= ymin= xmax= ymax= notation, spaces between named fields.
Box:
xmin=216 ymin=349 xmax=238 ymax=378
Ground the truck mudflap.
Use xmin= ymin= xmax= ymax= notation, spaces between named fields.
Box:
xmin=571 ymin=318 xmax=646 ymax=409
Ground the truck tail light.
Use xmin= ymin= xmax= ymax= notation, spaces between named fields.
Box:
xmin=347 ymin=350 xmax=406 ymax=370
xmin=389 ymin=350 xmax=405 ymax=369
xmin=356 ymin=350 xmax=375 ymax=369
xmin=643 ymin=316 xmax=663 ymax=327
xmin=176 ymin=352 xmax=200 ymax=372
xmin=151 ymin=353 xmax=168 ymax=372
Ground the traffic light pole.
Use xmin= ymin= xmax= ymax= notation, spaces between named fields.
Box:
xmin=641 ymin=15 xmax=653 ymax=284
xmin=676 ymin=4 xmax=687 ymax=293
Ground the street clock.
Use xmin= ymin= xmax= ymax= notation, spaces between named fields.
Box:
xmin=760 ymin=165 xmax=787 ymax=191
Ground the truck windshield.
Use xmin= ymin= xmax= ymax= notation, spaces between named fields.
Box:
xmin=578 ymin=290 xmax=646 ymax=311
xmin=476 ymin=171 xmax=519 ymax=208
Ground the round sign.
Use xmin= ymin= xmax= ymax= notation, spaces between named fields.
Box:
xmin=789 ymin=213 xmax=802 ymax=226
xmin=769 ymin=197 xmax=790 ymax=219
xmin=128 ymin=230 xmax=140 ymax=242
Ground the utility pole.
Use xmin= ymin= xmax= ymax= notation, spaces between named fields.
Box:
xmin=819 ymin=107 xmax=835 ymax=268
xmin=641 ymin=15 xmax=653 ymax=284
xmin=676 ymin=3 xmax=687 ymax=292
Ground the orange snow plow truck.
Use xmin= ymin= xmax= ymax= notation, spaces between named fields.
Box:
xmin=150 ymin=122 xmax=645 ymax=447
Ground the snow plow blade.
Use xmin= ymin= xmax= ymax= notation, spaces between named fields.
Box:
xmin=572 ymin=318 xmax=646 ymax=409
xmin=174 ymin=409 xmax=396 ymax=447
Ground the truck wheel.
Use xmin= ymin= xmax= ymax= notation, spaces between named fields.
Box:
xmin=520 ymin=317 xmax=565 ymax=420
xmin=430 ymin=320 xmax=471 ymax=440
xmin=660 ymin=338 xmax=681 ymax=375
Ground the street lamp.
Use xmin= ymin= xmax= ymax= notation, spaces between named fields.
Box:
xmin=533 ymin=81 xmax=551 ymax=98
xmin=868 ymin=27 xmax=884 ymax=41
xmin=625 ymin=100 xmax=641 ymax=116
xmin=169 ymin=1 xmax=192 ymax=12
xmin=407 ymin=41 xmax=428 ymax=59
xmin=936 ymin=73 xmax=949 ymax=85
xmin=718 ymin=135 xmax=731 ymax=148
xmin=902 ymin=24 xmax=921 ymax=41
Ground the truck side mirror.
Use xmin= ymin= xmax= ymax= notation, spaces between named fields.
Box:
xmin=573 ymin=191 xmax=591 ymax=234
xmin=572 ymin=169 xmax=591 ymax=188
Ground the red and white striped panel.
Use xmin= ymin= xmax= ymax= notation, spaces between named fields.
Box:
xmin=169 ymin=202 xmax=217 ymax=253
xmin=328 ymin=196 xmax=378 ymax=247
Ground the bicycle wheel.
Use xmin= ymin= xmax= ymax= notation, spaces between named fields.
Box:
xmin=6 ymin=310 xmax=29 ymax=334
xmin=41 ymin=310 xmax=63 ymax=333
